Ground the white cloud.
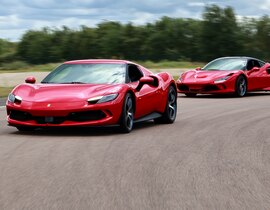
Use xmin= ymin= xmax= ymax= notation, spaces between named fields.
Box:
xmin=130 ymin=12 xmax=157 ymax=25
xmin=0 ymin=15 xmax=22 ymax=29
xmin=0 ymin=0 xmax=270 ymax=41
xmin=259 ymin=0 xmax=270 ymax=10
xmin=188 ymin=2 xmax=205 ymax=7
xmin=0 ymin=29 xmax=26 ymax=41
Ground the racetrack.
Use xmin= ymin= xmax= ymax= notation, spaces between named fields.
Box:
xmin=1 ymin=93 xmax=270 ymax=209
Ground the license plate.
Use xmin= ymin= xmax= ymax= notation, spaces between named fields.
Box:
xmin=45 ymin=117 xmax=54 ymax=123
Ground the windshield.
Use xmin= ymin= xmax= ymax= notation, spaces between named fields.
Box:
xmin=42 ymin=63 xmax=126 ymax=84
xmin=202 ymin=58 xmax=247 ymax=71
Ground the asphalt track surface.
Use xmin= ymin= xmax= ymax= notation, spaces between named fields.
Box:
xmin=1 ymin=93 xmax=270 ymax=209
xmin=0 ymin=98 xmax=6 ymax=106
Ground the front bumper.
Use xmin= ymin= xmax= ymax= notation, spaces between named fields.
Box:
xmin=6 ymin=97 xmax=124 ymax=128
xmin=176 ymin=80 xmax=235 ymax=94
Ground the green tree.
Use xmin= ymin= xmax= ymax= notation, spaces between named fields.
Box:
xmin=238 ymin=17 xmax=258 ymax=57
xmin=96 ymin=21 xmax=124 ymax=58
xmin=255 ymin=15 xmax=270 ymax=60
xmin=200 ymin=5 xmax=240 ymax=61
xmin=76 ymin=26 xmax=99 ymax=59
xmin=17 ymin=28 xmax=52 ymax=64
xmin=14 ymin=5 xmax=270 ymax=64
xmin=0 ymin=39 xmax=17 ymax=63
xmin=121 ymin=23 xmax=145 ymax=60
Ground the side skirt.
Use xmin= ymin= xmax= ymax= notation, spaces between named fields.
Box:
xmin=134 ymin=112 xmax=162 ymax=123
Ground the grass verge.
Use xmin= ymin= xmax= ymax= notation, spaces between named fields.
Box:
xmin=139 ymin=60 xmax=205 ymax=69
xmin=0 ymin=87 xmax=13 ymax=98
xmin=0 ymin=63 xmax=60 ymax=73
xmin=0 ymin=60 xmax=204 ymax=73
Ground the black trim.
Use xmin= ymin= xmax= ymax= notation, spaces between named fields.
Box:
xmin=9 ymin=110 xmax=106 ymax=124
xmin=134 ymin=112 xmax=162 ymax=123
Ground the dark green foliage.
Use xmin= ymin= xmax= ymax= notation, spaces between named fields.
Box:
xmin=5 ymin=4 xmax=270 ymax=64
xmin=200 ymin=5 xmax=241 ymax=61
xmin=255 ymin=16 xmax=270 ymax=60
xmin=17 ymin=29 xmax=53 ymax=64
xmin=0 ymin=39 xmax=17 ymax=63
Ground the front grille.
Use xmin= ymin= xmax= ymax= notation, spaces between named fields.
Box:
xmin=178 ymin=84 xmax=189 ymax=91
xmin=203 ymin=85 xmax=219 ymax=91
xmin=178 ymin=84 xmax=221 ymax=92
xmin=68 ymin=111 xmax=106 ymax=122
xmin=35 ymin=116 xmax=66 ymax=124
xmin=10 ymin=110 xmax=32 ymax=121
xmin=9 ymin=110 xmax=106 ymax=124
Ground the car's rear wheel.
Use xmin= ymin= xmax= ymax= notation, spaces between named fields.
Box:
xmin=119 ymin=93 xmax=134 ymax=133
xmin=155 ymin=86 xmax=177 ymax=124
xmin=185 ymin=93 xmax=197 ymax=97
xmin=235 ymin=75 xmax=247 ymax=97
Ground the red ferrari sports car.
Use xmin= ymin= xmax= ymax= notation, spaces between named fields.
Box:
xmin=6 ymin=59 xmax=177 ymax=133
xmin=177 ymin=56 xmax=270 ymax=97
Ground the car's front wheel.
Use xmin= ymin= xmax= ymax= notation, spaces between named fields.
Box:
xmin=155 ymin=85 xmax=177 ymax=124
xmin=235 ymin=75 xmax=247 ymax=97
xmin=119 ymin=93 xmax=134 ymax=133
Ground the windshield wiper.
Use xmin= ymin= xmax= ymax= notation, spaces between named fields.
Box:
xmin=41 ymin=81 xmax=58 ymax=84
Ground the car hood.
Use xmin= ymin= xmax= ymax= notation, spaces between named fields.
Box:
xmin=12 ymin=83 xmax=125 ymax=102
xmin=182 ymin=70 xmax=240 ymax=82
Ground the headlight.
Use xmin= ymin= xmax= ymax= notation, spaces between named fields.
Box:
xmin=8 ymin=93 xmax=22 ymax=104
xmin=214 ymin=76 xmax=230 ymax=84
xmin=87 ymin=93 xmax=118 ymax=104
xmin=8 ymin=93 xmax=16 ymax=103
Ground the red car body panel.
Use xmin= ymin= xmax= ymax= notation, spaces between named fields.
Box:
xmin=177 ymin=57 xmax=270 ymax=95
xmin=6 ymin=59 xmax=175 ymax=128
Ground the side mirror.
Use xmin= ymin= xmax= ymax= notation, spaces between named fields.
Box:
xmin=25 ymin=76 xmax=36 ymax=84
xmin=136 ymin=76 xmax=155 ymax=91
xmin=195 ymin=67 xmax=201 ymax=71
xmin=251 ymin=67 xmax=260 ymax=72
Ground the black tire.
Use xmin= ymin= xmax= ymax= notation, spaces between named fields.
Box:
xmin=155 ymin=86 xmax=177 ymax=124
xmin=119 ymin=93 xmax=134 ymax=133
xmin=185 ymin=93 xmax=197 ymax=97
xmin=235 ymin=75 xmax=247 ymax=97
xmin=16 ymin=126 xmax=36 ymax=132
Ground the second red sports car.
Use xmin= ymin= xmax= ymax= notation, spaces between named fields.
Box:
xmin=6 ymin=59 xmax=177 ymax=133
xmin=177 ymin=56 xmax=270 ymax=97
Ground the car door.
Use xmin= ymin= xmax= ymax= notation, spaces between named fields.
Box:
xmin=246 ymin=59 xmax=267 ymax=90
xmin=259 ymin=62 xmax=270 ymax=88
xmin=126 ymin=64 xmax=161 ymax=118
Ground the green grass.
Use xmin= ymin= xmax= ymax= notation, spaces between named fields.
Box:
xmin=0 ymin=87 xmax=13 ymax=98
xmin=139 ymin=60 xmax=205 ymax=69
xmin=173 ymin=75 xmax=179 ymax=80
xmin=0 ymin=62 xmax=61 ymax=73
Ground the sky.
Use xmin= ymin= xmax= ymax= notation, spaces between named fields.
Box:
xmin=0 ymin=0 xmax=270 ymax=41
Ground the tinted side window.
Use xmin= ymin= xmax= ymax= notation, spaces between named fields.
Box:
xmin=259 ymin=61 xmax=265 ymax=67
xmin=246 ymin=60 xmax=261 ymax=70
xmin=127 ymin=64 xmax=143 ymax=83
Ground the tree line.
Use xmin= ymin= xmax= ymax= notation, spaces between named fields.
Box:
xmin=1 ymin=5 xmax=270 ymax=64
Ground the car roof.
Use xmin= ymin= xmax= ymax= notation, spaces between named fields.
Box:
xmin=64 ymin=59 xmax=137 ymax=65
